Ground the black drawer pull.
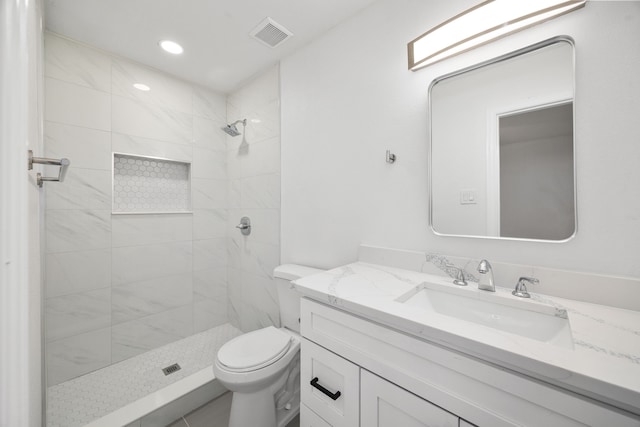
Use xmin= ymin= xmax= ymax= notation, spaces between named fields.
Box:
xmin=310 ymin=377 xmax=342 ymax=400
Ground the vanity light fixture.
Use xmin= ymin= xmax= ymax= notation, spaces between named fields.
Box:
xmin=408 ymin=0 xmax=585 ymax=71
xmin=159 ymin=40 xmax=184 ymax=55
xmin=133 ymin=83 xmax=150 ymax=91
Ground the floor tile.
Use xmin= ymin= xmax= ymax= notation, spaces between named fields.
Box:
xmin=183 ymin=392 xmax=232 ymax=427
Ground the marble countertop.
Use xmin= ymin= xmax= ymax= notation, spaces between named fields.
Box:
xmin=293 ymin=262 xmax=640 ymax=416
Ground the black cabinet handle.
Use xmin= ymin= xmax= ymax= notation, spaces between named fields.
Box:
xmin=310 ymin=377 xmax=342 ymax=400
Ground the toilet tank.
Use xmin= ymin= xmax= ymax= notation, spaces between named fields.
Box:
xmin=274 ymin=264 xmax=324 ymax=333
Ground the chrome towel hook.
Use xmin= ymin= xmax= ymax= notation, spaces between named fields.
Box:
xmin=386 ymin=150 xmax=396 ymax=164
xmin=28 ymin=150 xmax=70 ymax=188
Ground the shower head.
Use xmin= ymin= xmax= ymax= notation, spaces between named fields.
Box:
xmin=222 ymin=125 xmax=241 ymax=137
xmin=221 ymin=119 xmax=247 ymax=137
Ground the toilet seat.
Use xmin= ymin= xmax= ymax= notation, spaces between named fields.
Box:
xmin=217 ymin=326 xmax=293 ymax=373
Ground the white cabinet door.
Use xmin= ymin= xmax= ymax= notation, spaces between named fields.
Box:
xmin=301 ymin=338 xmax=360 ymax=427
xmin=300 ymin=403 xmax=332 ymax=427
xmin=361 ymin=370 xmax=458 ymax=427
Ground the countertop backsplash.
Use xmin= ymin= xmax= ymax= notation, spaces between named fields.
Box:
xmin=358 ymin=245 xmax=640 ymax=312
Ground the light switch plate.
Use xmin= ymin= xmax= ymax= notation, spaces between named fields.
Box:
xmin=460 ymin=189 xmax=477 ymax=205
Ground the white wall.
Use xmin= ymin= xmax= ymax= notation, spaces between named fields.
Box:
xmin=28 ymin=2 xmax=46 ymax=423
xmin=43 ymin=33 xmax=229 ymax=385
xmin=281 ymin=0 xmax=640 ymax=279
xmin=0 ymin=0 xmax=44 ymax=425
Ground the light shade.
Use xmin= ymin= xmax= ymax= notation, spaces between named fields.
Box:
xmin=408 ymin=0 xmax=585 ymax=71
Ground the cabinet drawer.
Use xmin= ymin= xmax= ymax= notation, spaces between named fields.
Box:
xmin=361 ymin=369 xmax=458 ymax=427
xmin=301 ymin=338 xmax=359 ymax=427
xmin=300 ymin=403 xmax=332 ymax=427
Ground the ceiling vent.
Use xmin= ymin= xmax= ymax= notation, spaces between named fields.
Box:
xmin=249 ymin=17 xmax=293 ymax=48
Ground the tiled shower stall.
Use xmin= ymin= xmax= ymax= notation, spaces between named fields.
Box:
xmin=43 ymin=31 xmax=282 ymax=417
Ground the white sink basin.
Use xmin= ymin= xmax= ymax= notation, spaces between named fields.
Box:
xmin=396 ymin=283 xmax=574 ymax=349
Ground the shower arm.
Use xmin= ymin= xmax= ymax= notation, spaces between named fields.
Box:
xmin=229 ymin=119 xmax=246 ymax=127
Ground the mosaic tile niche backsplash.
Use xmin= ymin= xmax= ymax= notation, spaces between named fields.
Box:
xmin=113 ymin=153 xmax=191 ymax=213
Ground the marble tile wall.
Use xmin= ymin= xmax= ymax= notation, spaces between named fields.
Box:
xmin=43 ymin=33 xmax=229 ymax=385
xmin=226 ymin=66 xmax=282 ymax=332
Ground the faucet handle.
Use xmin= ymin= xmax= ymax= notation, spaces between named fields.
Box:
xmin=512 ymin=277 xmax=539 ymax=298
xmin=452 ymin=268 xmax=468 ymax=286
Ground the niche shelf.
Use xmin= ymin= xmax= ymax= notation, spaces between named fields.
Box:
xmin=112 ymin=153 xmax=191 ymax=214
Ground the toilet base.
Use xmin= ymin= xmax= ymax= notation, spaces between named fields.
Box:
xmin=275 ymin=389 xmax=300 ymax=427
xmin=226 ymin=355 xmax=300 ymax=427
xmin=228 ymin=388 xmax=300 ymax=427
xmin=228 ymin=388 xmax=277 ymax=427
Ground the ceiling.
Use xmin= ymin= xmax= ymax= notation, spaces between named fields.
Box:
xmin=45 ymin=0 xmax=378 ymax=93
xmin=500 ymin=102 xmax=573 ymax=145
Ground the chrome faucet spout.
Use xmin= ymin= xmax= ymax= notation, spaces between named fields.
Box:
xmin=477 ymin=259 xmax=495 ymax=292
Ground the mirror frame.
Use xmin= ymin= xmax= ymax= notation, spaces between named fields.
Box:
xmin=428 ymin=36 xmax=577 ymax=242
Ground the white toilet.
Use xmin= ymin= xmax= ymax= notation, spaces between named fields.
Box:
xmin=213 ymin=264 xmax=323 ymax=427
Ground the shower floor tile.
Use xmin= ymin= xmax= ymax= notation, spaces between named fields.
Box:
xmin=46 ymin=323 xmax=242 ymax=427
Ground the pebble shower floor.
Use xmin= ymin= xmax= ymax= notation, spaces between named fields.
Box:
xmin=46 ymin=324 xmax=242 ymax=427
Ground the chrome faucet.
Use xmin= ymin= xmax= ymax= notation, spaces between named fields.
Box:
xmin=513 ymin=277 xmax=539 ymax=298
xmin=476 ymin=259 xmax=495 ymax=292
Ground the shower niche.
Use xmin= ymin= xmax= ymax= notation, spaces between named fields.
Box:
xmin=112 ymin=153 xmax=192 ymax=214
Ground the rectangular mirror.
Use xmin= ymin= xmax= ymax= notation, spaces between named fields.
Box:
xmin=429 ymin=37 xmax=576 ymax=241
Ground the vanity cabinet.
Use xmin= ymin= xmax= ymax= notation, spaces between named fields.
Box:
xmin=299 ymin=298 xmax=639 ymax=427
xmin=301 ymin=337 xmax=460 ymax=427
xmin=300 ymin=338 xmax=359 ymax=426
xmin=301 ymin=403 xmax=332 ymax=427
xmin=360 ymin=370 xmax=459 ymax=427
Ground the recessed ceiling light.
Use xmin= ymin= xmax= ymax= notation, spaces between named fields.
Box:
xmin=159 ymin=40 xmax=184 ymax=55
xmin=133 ymin=83 xmax=151 ymax=91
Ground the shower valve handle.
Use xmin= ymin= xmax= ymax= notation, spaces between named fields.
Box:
xmin=236 ymin=217 xmax=251 ymax=235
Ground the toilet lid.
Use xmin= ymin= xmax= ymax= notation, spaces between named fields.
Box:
xmin=217 ymin=326 xmax=292 ymax=372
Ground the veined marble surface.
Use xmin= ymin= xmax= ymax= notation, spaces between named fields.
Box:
xmin=43 ymin=32 xmax=231 ymax=385
xmin=294 ymin=262 xmax=640 ymax=416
